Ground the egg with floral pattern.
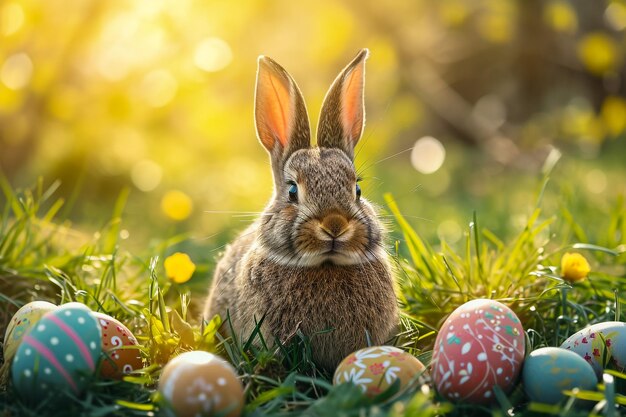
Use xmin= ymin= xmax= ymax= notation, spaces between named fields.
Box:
xmin=93 ymin=312 xmax=143 ymax=379
xmin=431 ymin=299 xmax=525 ymax=404
xmin=3 ymin=301 xmax=57 ymax=359
xmin=333 ymin=346 xmax=427 ymax=397
xmin=159 ymin=351 xmax=244 ymax=417
xmin=560 ymin=321 xmax=626 ymax=379
xmin=11 ymin=303 xmax=101 ymax=403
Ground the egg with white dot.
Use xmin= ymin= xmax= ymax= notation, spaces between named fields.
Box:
xmin=11 ymin=303 xmax=101 ymax=403
xmin=93 ymin=312 xmax=143 ymax=379
xmin=158 ymin=351 xmax=244 ymax=417
xmin=431 ymin=299 xmax=525 ymax=404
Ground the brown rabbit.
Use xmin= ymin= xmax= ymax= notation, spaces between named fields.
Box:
xmin=203 ymin=49 xmax=398 ymax=371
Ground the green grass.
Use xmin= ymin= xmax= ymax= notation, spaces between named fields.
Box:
xmin=0 ymin=166 xmax=625 ymax=416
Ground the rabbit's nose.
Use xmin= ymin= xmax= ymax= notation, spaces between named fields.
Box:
xmin=320 ymin=214 xmax=349 ymax=238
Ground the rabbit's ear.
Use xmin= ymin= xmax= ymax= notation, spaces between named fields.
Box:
xmin=255 ymin=56 xmax=310 ymax=162
xmin=317 ymin=49 xmax=368 ymax=160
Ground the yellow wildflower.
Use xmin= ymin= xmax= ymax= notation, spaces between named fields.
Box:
xmin=561 ymin=252 xmax=590 ymax=282
xmin=164 ymin=252 xmax=196 ymax=283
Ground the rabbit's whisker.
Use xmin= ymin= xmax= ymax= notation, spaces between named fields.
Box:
xmin=204 ymin=210 xmax=264 ymax=215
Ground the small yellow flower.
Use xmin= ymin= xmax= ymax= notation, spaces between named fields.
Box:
xmin=161 ymin=190 xmax=193 ymax=221
xmin=164 ymin=252 xmax=196 ymax=283
xmin=561 ymin=252 xmax=591 ymax=282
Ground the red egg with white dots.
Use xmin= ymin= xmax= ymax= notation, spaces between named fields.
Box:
xmin=93 ymin=312 xmax=143 ymax=379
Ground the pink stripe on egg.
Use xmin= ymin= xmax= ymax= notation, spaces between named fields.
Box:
xmin=23 ymin=335 xmax=79 ymax=393
xmin=47 ymin=314 xmax=95 ymax=370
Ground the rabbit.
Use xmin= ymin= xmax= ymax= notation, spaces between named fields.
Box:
xmin=203 ymin=49 xmax=398 ymax=372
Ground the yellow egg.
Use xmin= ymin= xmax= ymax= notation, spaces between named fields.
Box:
xmin=3 ymin=301 xmax=57 ymax=358
xmin=333 ymin=346 xmax=426 ymax=397
xmin=158 ymin=351 xmax=244 ymax=417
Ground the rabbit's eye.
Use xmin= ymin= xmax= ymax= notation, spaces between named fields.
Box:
xmin=356 ymin=183 xmax=361 ymax=200
xmin=288 ymin=183 xmax=298 ymax=203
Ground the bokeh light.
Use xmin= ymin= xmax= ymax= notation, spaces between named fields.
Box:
xmin=585 ymin=169 xmax=607 ymax=194
xmin=131 ymin=160 xmax=163 ymax=192
xmin=161 ymin=190 xmax=193 ymax=221
xmin=1 ymin=2 xmax=25 ymax=36
xmin=437 ymin=219 xmax=463 ymax=244
xmin=1 ymin=53 xmax=33 ymax=90
xmin=605 ymin=2 xmax=626 ymax=31
xmin=140 ymin=70 xmax=178 ymax=108
xmin=577 ymin=32 xmax=620 ymax=75
xmin=543 ymin=1 xmax=578 ymax=34
xmin=194 ymin=38 xmax=233 ymax=73
xmin=411 ymin=136 xmax=446 ymax=174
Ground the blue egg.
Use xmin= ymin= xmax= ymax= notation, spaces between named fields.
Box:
xmin=523 ymin=347 xmax=596 ymax=404
xmin=11 ymin=303 xmax=102 ymax=403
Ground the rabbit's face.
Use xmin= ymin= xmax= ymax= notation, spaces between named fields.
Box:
xmin=258 ymin=147 xmax=383 ymax=267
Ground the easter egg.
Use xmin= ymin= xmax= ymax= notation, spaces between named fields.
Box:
xmin=159 ymin=351 xmax=244 ymax=417
xmin=11 ymin=303 xmax=101 ymax=402
xmin=93 ymin=312 xmax=143 ymax=379
xmin=431 ymin=299 xmax=525 ymax=404
xmin=523 ymin=347 xmax=597 ymax=404
xmin=333 ymin=346 xmax=426 ymax=397
xmin=560 ymin=321 xmax=626 ymax=379
xmin=4 ymin=301 xmax=57 ymax=357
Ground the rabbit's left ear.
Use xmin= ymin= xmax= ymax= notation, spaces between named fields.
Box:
xmin=317 ymin=49 xmax=368 ymax=160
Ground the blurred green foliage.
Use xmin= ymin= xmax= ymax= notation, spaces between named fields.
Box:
xmin=1 ymin=0 xmax=625 ymax=257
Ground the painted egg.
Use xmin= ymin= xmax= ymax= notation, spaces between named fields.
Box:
xmin=560 ymin=321 xmax=626 ymax=379
xmin=333 ymin=346 xmax=426 ymax=397
xmin=93 ymin=312 xmax=143 ymax=379
xmin=11 ymin=303 xmax=102 ymax=402
xmin=431 ymin=299 xmax=525 ymax=404
xmin=523 ymin=347 xmax=596 ymax=404
xmin=4 ymin=301 xmax=57 ymax=357
xmin=159 ymin=351 xmax=244 ymax=417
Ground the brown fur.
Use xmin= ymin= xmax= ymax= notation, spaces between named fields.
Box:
xmin=204 ymin=50 xmax=398 ymax=371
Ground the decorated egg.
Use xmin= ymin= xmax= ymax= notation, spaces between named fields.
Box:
xmin=333 ymin=346 xmax=426 ymax=397
xmin=431 ymin=299 xmax=525 ymax=404
xmin=11 ymin=303 xmax=102 ymax=402
xmin=93 ymin=312 xmax=143 ymax=379
xmin=523 ymin=347 xmax=596 ymax=404
xmin=4 ymin=301 xmax=57 ymax=357
xmin=159 ymin=351 xmax=244 ymax=417
xmin=560 ymin=321 xmax=626 ymax=379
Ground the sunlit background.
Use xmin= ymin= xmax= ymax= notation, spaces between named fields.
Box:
xmin=1 ymin=0 xmax=625 ymax=258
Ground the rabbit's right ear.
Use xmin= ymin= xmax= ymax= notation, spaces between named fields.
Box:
xmin=255 ymin=56 xmax=311 ymax=166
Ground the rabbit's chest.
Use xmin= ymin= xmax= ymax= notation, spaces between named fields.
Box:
xmin=246 ymin=260 xmax=392 ymax=325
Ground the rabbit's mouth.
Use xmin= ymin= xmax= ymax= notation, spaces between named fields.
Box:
xmin=298 ymin=244 xmax=371 ymax=266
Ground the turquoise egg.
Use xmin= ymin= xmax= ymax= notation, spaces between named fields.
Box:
xmin=523 ymin=347 xmax=596 ymax=404
xmin=11 ymin=303 xmax=102 ymax=402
